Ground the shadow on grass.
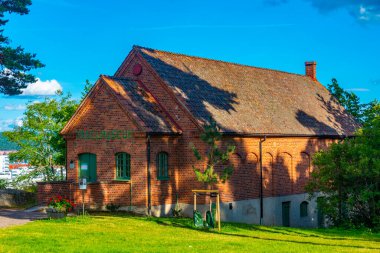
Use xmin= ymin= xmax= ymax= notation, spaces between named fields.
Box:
xmin=148 ymin=218 xmax=379 ymax=250
xmin=79 ymin=212 xmax=379 ymax=250
xmin=252 ymin=226 xmax=379 ymax=243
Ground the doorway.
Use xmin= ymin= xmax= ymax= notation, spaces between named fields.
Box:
xmin=78 ymin=153 xmax=97 ymax=182
xmin=282 ymin=201 xmax=291 ymax=227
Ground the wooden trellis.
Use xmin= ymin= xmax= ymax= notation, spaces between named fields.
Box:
xmin=192 ymin=189 xmax=221 ymax=231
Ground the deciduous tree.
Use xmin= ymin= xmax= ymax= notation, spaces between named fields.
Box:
xmin=307 ymin=105 xmax=380 ymax=229
xmin=327 ymin=78 xmax=379 ymax=125
xmin=3 ymin=91 xmax=78 ymax=182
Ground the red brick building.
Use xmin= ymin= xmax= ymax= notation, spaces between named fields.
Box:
xmin=38 ymin=46 xmax=357 ymax=227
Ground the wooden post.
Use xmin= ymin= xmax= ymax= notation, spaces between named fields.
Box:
xmin=217 ymin=193 xmax=221 ymax=231
xmin=192 ymin=189 xmax=221 ymax=231
xmin=82 ymin=190 xmax=85 ymax=216
xmin=194 ymin=192 xmax=196 ymax=211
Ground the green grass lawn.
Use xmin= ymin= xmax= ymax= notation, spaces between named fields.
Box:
xmin=0 ymin=213 xmax=379 ymax=252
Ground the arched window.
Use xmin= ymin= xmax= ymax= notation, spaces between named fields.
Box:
xmin=115 ymin=152 xmax=131 ymax=180
xmin=157 ymin=152 xmax=169 ymax=180
xmin=300 ymin=201 xmax=309 ymax=217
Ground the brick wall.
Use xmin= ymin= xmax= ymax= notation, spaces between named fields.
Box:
xmin=38 ymin=181 xmax=72 ymax=204
xmin=38 ymin=52 xmax=335 ymax=211
xmin=171 ymin=136 xmax=332 ymax=205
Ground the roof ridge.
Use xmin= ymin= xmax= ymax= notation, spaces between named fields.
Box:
xmin=103 ymin=75 xmax=133 ymax=81
xmin=133 ymin=45 xmax=308 ymax=78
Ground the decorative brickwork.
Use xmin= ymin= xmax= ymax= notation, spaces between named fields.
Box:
xmin=38 ymin=46 xmax=352 ymax=219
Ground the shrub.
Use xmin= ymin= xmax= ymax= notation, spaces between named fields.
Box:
xmin=0 ymin=179 xmax=7 ymax=189
xmin=106 ymin=203 xmax=121 ymax=212
xmin=48 ymin=195 xmax=75 ymax=212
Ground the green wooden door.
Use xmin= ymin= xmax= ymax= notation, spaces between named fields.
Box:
xmin=282 ymin=201 xmax=291 ymax=227
xmin=79 ymin=153 xmax=97 ymax=182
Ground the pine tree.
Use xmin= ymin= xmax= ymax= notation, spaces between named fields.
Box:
xmin=191 ymin=117 xmax=236 ymax=186
xmin=0 ymin=0 xmax=44 ymax=95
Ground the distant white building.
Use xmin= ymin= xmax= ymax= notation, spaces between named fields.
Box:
xmin=0 ymin=151 xmax=15 ymax=181
xmin=0 ymin=151 xmax=16 ymax=172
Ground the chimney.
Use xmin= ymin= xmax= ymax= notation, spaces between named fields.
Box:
xmin=305 ymin=61 xmax=317 ymax=80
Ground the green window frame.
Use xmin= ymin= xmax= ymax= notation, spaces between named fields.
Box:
xmin=115 ymin=152 xmax=131 ymax=180
xmin=300 ymin=201 xmax=308 ymax=217
xmin=79 ymin=153 xmax=97 ymax=183
xmin=157 ymin=152 xmax=169 ymax=180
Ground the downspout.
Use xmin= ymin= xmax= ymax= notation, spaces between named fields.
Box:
xmin=146 ymin=134 xmax=152 ymax=216
xmin=65 ymin=138 xmax=68 ymax=181
xmin=259 ymin=136 xmax=267 ymax=225
xmin=130 ymin=180 xmax=133 ymax=212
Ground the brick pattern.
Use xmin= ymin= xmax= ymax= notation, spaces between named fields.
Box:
xmin=38 ymin=181 xmax=72 ymax=204
xmin=118 ymin=54 xmax=200 ymax=132
xmin=305 ymin=61 xmax=317 ymax=80
xmin=38 ymin=54 xmax=336 ymax=211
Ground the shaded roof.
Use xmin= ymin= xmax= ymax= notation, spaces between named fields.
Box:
xmin=134 ymin=46 xmax=359 ymax=136
xmin=102 ymin=76 xmax=179 ymax=134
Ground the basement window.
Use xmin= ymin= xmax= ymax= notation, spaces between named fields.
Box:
xmin=157 ymin=152 xmax=169 ymax=180
xmin=300 ymin=201 xmax=309 ymax=217
xmin=115 ymin=152 xmax=131 ymax=180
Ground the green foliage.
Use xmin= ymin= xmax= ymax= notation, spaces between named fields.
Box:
xmin=48 ymin=195 xmax=75 ymax=212
xmin=362 ymin=100 xmax=380 ymax=126
xmin=3 ymin=91 xmax=78 ymax=182
xmin=327 ymin=78 xmax=379 ymax=124
xmin=81 ymin=79 xmax=93 ymax=101
xmin=307 ymin=108 xmax=380 ymax=229
xmin=0 ymin=178 xmax=7 ymax=189
xmin=0 ymin=0 xmax=44 ymax=95
xmin=328 ymin=78 xmax=362 ymax=122
xmin=171 ymin=193 xmax=183 ymax=218
xmin=0 ymin=132 xmax=19 ymax=150
xmin=171 ymin=203 xmax=183 ymax=218
xmin=191 ymin=117 xmax=236 ymax=185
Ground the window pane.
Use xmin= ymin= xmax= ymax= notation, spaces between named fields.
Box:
xmin=160 ymin=154 xmax=163 ymax=177
xmin=121 ymin=154 xmax=124 ymax=178
xmin=116 ymin=153 xmax=130 ymax=179
xmin=157 ymin=152 xmax=168 ymax=179
xmin=126 ymin=153 xmax=130 ymax=178
xmin=164 ymin=154 xmax=168 ymax=177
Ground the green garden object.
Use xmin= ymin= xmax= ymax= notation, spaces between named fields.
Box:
xmin=193 ymin=210 xmax=204 ymax=228
xmin=205 ymin=210 xmax=215 ymax=228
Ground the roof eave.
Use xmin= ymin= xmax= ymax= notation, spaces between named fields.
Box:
xmin=220 ymin=132 xmax=354 ymax=139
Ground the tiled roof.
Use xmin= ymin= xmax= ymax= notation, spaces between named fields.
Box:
xmin=135 ymin=46 xmax=359 ymax=136
xmin=102 ymin=76 xmax=179 ymax=134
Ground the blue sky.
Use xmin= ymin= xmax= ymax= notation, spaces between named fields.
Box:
xmin=1 ymin=0 xmax=380 ymax=131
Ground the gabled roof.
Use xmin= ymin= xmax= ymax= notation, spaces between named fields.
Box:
xmin=102 ymin=76 xmax=180 ymax=134
xmin=61 ymin=75 xmax=180 ymax=135
xmin=133 ymin=46 xmax=359 ymax=136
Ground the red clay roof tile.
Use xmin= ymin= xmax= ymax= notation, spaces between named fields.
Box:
xmin=134 ymin=46 xmax=359 ymax=136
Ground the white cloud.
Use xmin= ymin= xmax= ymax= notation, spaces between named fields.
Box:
xmin=0 ymin=117 xmax=23 ymax=131
xmin=21 ymin=78 xmax=62 ymax=96
xmin=360 ymin=5 xmax=366 ymax=15
xmin=3 ymin=104 xmax=26 ymax=111
xmin=345 ymin=88 xmax=370 ymax=92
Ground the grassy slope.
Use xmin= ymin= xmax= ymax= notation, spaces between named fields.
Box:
xmin=0 ymin=214 xmax=378 ymax=253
